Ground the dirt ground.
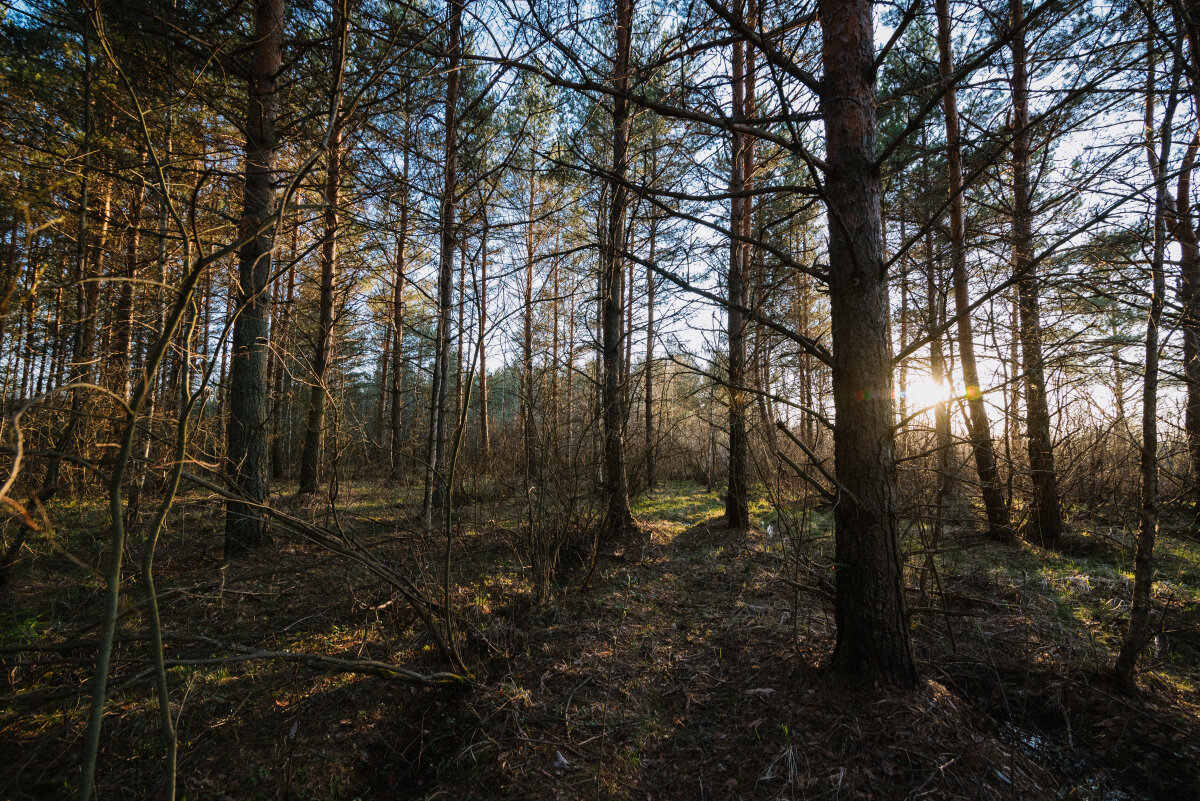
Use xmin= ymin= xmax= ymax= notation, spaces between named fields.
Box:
xmin=2 ymin=481 xmax=1198 ymax=799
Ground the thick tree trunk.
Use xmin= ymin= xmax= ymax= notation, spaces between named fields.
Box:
xmin=1009 ymin=0 xmax=1063 ymax=545
xmin=225 ymin=0 xmax=283 ymax=556
xmin=820 ymin=0 xmax=918 ymax=688
xmin=601 ymin=0 xmax=636 ymax=535
xmin=936 ymin=0 xmax=1013 ymax=541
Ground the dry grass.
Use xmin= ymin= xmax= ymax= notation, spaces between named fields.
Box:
xmin=1 ymin=481 xmax=1198 ymax=799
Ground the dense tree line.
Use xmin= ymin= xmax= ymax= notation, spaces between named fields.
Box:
xmin=0 ymin=0 xmax=1198 ymax=795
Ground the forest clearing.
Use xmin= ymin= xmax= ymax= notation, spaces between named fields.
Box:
xmin=3 ymin=0 xmax=1200 ymax=797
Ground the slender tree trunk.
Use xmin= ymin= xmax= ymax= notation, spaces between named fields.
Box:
xmin=523 ymin=162 xmax=537 ymax=477
xmin=0 ymin=214 xmax=20 ymax=359
xmin=897 ymin=211 xmax=910 ymax=427
xmin=551 ymin=246 xmax=561 ymax=459
xmin=225 ymin=0 xmax=284 ymax=556
xmin=270 ymin=242 xmax=296 ymax=481
xmin=1009 ymin=0 xmax=1063 ymax=545
xmin=600 ymin=0 xmax=636 ymax=535
xmin=645 ymin=214 xmax=657 ymax=489
xmin=820 ymin=0 xmax=917 ymax=688
xmin=20 ymin=234 xmax=42 ymax=398
xmin=1173 ymin=0 xmax=1200 ymax=505
xmin=115 ymin=178 xmax=144 ymax=389
xmin=456 ymin=244 xmax=466 ymax=424
xmin=424 ymin=0 xmax=461 ymax=531
xmin=1116 ymin=52 xmax=1176 ymax=690
xmin=298 ymin=3 xmax=346 ymax=495
xmin=377 ymin=318 xmax=390 ymax=448
xmin=106 ymin=171 xmax=145 ymax=458
xmin=927 ymin=229 xmax=952 ymax=547
xmin=937 ymin=0 xmax=1013 ymax=541
xmin=390 ymin=150 xmax=410 ymax=479
xmin=299 ymin=128 xmax=341 ymax=495
xmin=628 ymin=226 xmax=638 ymax=402
xmin=477 ymin=211 xmax=490 ymax=462
xmin=725 ymin=4 xmax=750 ymax=530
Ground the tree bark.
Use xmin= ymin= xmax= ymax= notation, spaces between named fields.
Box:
xmin=423 ymin=0 xmax=461 ymax=531
xmin=645 ymin=213 xmax=657 ymax=489
xmin=523 ymin=160 xmax=537 ymax=477
xmin=601 ymin=0 xmax=636 ymax=535
xmin=1116 ymin=51 xmax=1175 ymax=690
xmin=820 ymin=0 xmax=918 ymax=688
xmin=225 ymin=0 xmax=284 ymax=556
xmin=725 ymin=0 xmax=750 ymax=531
xmin=298 ymin=125 xmax=341 ymax=495
xmin=270 ymin=235 xmax=297 ymax=481
xmin=937 ymin=0 xmax=1013 ymax=541
xmin=390 ymin=147 xmax=410 ymax=479
xmin=926 ymin=228 xmax=953 ymax=550
xmin=477 ymin=210 xmax=490 ymax=462
xmin=298 ymin=1 xmax=347 ymax=495
xmin=1009 ymin=0 xmax=1063 ymax=545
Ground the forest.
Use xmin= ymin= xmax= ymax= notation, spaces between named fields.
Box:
xmin=1 ymin=0 xmax=1199 ymax=798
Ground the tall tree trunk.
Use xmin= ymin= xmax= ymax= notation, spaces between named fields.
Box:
xmin=0 ymin=214 xmax=20 ymax=359
xmin=600 ymin=0 xmax=636 ymax=535
xmin=898 ymin=268 xmax=909 ymax=426
xmin=20 ymin=233 xmax=42 ymax=398
xmin=111 ymin=172 xmax=145 ymax=399
xmin=725 ymin=2 xmax=750 ymax=531
xmin=926 ymin=229 xmax=953 ymax=550
xmin=377 ymin=318 xmax=390 ymax=449
xmin=523 ymin=162 xmax=537 ymax=478
xmin=424 ymin=0 xmax=461 ymax=531
xmin=820 ymin=0 xmax=917 ymax=688
xmin=225 ymin=0 xmax=284 ymax=556
xmin=1116 ymin=51 xmax=1176 ymax=690
xmin=645 ymin=214 xmax=657 ymax=489
xmin=477 ymin=210 xmax=490 ymax=462
xmin=937 ymin=0 xmax=1013 ymax=541
xmin=298 ymin=2 xmax=346 ymax=495
xmin=1174 ymin=137 xmax=1200 ymax=504
xmin=1174 ymin=0 xmax=1200 ymax=505
xmin=456 ymin=244 xmax=466 ymax=425
xmin=551 ymin=244 xmax=561 ymax=460
xmin=1009 ymin=0 xmax=1063 ymax=545
xmin=270 ymin=239 xmax=296 ymax=481
xmin=390 ymin=148 xmax=410 ymax=479
xmin=299 ymin=130 xmax=341 ymax=494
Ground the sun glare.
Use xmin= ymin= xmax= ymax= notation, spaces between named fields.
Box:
xmin=903 ymin=377 xmax=952 ymax=410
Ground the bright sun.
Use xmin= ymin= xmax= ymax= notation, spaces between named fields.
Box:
xmin=903 ymin=377 xmax=953 ymax=410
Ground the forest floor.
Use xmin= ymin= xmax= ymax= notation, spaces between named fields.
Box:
xmin=2 ymin=480 xmax=1200 ymax=800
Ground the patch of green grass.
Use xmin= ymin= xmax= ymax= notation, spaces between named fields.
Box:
xmin=0 ymin=607 xmax=44 ymax=644
xmin=632 ymin=481 xmax=723 ymax=524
